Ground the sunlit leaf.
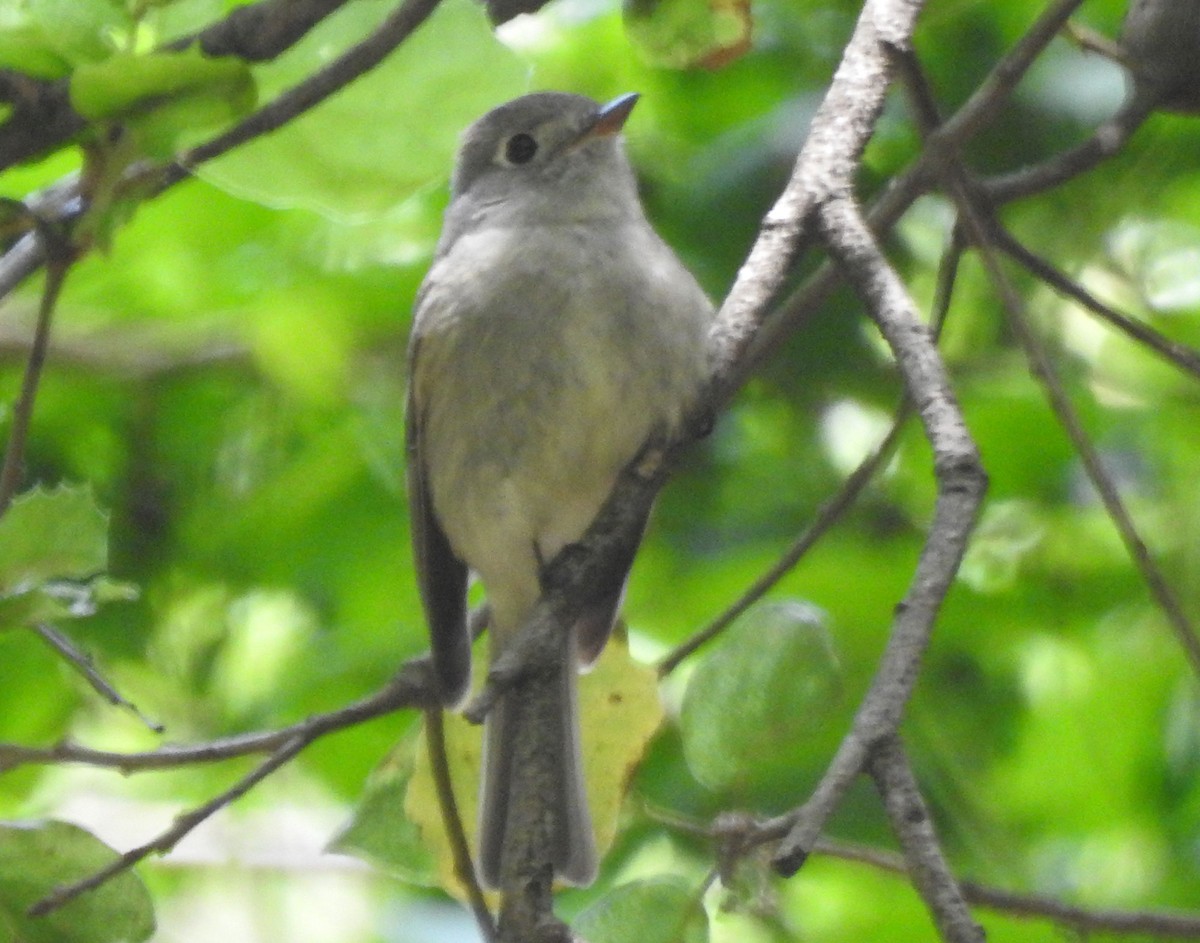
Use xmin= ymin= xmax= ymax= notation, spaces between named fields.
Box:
xmin=0 ymin=485 xmax=109 ymax=592
xmin=70 ymin=47 xmax=256 ymax=157
xmin=958 ymin=499 xmax=1045 ymax=594
xmin=1106 ymin=218 xmax=1200 ymax=312
xmin=0 ymin=25 xmax=73 ymax=79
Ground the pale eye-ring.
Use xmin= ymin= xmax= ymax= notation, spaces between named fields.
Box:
xmin=504 ymin=133 xmax=538 ymax=165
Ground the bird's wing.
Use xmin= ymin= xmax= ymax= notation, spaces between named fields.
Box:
xmin=406 ymin=336 xmax=471 ymax=705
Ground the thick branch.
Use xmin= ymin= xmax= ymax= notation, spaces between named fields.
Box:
xmin=179 ymin=0 xmax=354 ymax=60
xmin=0 ymin=72 xmax=81 ymax=175
xmin=710 ymin=0 xmax=926 ymax=405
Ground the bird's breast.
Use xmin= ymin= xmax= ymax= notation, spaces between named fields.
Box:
xmin=412 ymin=220 xmax=709 ymax=597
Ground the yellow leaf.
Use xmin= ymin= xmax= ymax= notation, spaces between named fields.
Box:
xmin=405 ymin=630 xmax=665 ymax=898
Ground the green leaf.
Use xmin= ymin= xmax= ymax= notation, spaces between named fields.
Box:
xmin=198 ymin=0 xmax=526 ymax=218
xmin=329 ymin=735 xmax=437 ymax=884
xmin=1107 ymin=218 xmax=1200 ymax=311
xmin=575 ymin=878 xmax=708 ymax=943
xmin=28 ymin=0 xmax=130 ymax=66
xmin=0 ymin=485 xmax=109 ymax=592
xmin=958 ymin=499 xmax=1045 ymax=594
xmin=0 ymin=25 xmax=74 ymax=79
xmin=624 ymin=0 xmax=752 ymax=70
xmin=70 ymin=46 xmax=255 ymax=128
xmin=680 ymin=601 xmax=843 ymax=793
xmin=0 ymin=820 xmax=155 ymax=943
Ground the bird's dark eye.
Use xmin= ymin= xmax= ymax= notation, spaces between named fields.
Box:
xmin=505 ymin=133 xmax=538 ymax=165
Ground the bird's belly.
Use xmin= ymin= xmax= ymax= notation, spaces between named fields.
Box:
xmin=422 ymin=340 xmax=658 ymax=630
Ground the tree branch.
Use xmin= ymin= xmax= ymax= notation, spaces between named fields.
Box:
xmin=710 ymin=0 xmax=927 ymax=406
xmin=993 ymin=227 xmax=1200 ymax=381
xmin=0 ymin=0 xmax=446 ymax=302
xmin=176 ymin=0 xmax=355 ymax=60
xmin=426 ymin=708 xmax=496 ymax=943
xmin=658 ymin=403 xmax=910 ymax=678
xmin=813 ymin=838 xmax=1200 ymax=938
xmin=870 ymin=736 xmax=985 ymax=943
xmin=0 ymin=657 xmax=439 ymax=774
xmin=30 ymin=733 xmax=311 ymax=916
xmin=982 ymin=92 xmax=1156 ymax=205
xmin=732 ymin=0 xmax=1085 ymax=394
xmin=0 ymin=0 xmax=355 ymax=171
xmin=773 ymin=192 xmax=985 ymax=874
xmin=660 ymin=225 xmax=963 ymax=678
xmin=165 ymin=0 xmax=444 ymax=187
xmin=33 ymin=624 xmax=162 ymax=733
xmin=894 ymin=49 xmax=1200 ymax=676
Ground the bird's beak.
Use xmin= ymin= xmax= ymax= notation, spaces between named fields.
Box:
xmin=580 ymin=92 xmax=640 ymax=141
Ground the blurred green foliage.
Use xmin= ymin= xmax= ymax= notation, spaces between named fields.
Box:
xmin=1 ymin=0 xmax=1199 ymax=940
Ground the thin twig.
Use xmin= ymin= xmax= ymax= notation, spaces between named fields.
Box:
xmin=812 ymin=838 xmax=1200 ymax=938
xmin=0 ymin=657 xmax=438 ymax=774
xmin=164 ymin=0 xmax=445 ymax=187
xmin=0 ymin=250 xmax=70 ymax=514
xmin=657 ymin=409 xmax=909 ymax=677
xmin=29 ymin=734 xmax=309 ymax=916
xmin=869 ymin=736 xmax=984 ymax=943
xmin=982 ymin=92 xmax=1156 ymax=205
xmin=33 ymin=624 xmax=163 ymax=733
xmin=993 ymin=227 xmax=1200 ymax=381
xmin=896 ymin=50 xmax=1200 ymax=677
xmin=425 ymin=709 xmax=496 ymax=943
xmin=997 ymin=250 xmax=1200 ymax=673
xmin=23 ymin=656 xmax=439 ymax=913
xmin=644 ymin=802 xmax=1200 ymax=938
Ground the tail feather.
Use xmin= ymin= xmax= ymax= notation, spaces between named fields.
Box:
xmin=477 ymin=629 xmax=596 ymax=888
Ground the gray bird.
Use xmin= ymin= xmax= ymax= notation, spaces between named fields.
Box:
xmin=406 ymin=91 xmax=713 ymax=888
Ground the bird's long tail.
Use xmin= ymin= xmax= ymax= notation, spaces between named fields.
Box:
xmin=477 ymin=627 xmax=596 ymax=888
